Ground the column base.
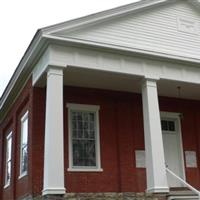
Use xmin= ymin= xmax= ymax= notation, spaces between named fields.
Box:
xmin=42 ymin=188 xmax=66 ymax=196
xmin=146 ymin=187 xmax=169 ymax=194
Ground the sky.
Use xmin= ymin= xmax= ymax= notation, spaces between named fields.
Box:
xmin=0 ymin=0 xmax=140 ymax=97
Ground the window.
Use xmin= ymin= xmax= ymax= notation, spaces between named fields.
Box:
xmin=67 ymin=103 xmax=102 ymax=171
xmin=4 ymin=132 xmax=12 ymax=188
xmin=161 ymin=119 xmax=176 ymax=132
xmin=19 ymin=111 xmax=29 ymax=178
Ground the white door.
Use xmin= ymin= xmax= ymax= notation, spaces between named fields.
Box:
xmin=161 ymin=116 xmax=185 ymax=187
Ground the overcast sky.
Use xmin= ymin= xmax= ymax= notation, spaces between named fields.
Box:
xmin=0 ymin=0 xmax=140 ymax=97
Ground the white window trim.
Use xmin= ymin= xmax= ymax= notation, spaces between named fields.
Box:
xmin=67 ymin=103 xmax=103 ymax=172
xmin=4 ymin=132 xmax=12 ymax=188
xmin=18 ymin=111 xmax=29 ymax=179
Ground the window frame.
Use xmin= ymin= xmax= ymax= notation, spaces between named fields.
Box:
xmin=18 ymin=111 xmax=29 ymax=179
xmin=4 ymin=132 xmax=12 ymax=188
xmin=67 ymin=103 xmax=102 ymax=172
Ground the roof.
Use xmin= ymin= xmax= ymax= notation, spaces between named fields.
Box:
xmin=1 ymin=0 xmax=200 ymax=120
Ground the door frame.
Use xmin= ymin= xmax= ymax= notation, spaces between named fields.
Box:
xmin=160 ymin=111 xmax=186 ymax=184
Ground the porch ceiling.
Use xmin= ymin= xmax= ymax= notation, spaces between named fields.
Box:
xmin=158 ymin=79 xmax=200 ymax=100
xmin=35 ymin=66 xmax=200 ymax=100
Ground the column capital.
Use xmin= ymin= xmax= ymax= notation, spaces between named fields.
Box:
xmin=46 ymin=65 xmax=64 ymax=77
xmin=141 ymin=77 xmax=159 ymax=89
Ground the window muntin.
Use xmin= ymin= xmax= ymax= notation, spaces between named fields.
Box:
xmin=71 ymin=111 xmax=96 ymax=167
xmin=19 ymin=111 xmax=28 ymax=178
xmin=161 ymin=119 xmax=176 ymax=132
xmin=67 ymin=104 xmax=102 ymax=171
xmin=5 ymin=132 xmax=12 ymax=187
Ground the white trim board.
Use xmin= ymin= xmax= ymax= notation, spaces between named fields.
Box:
xmin=33 ymin=45 xmax=200 ymax=86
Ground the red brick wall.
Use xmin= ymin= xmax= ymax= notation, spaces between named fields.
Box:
xmin=63 ymin=87 xmax=146 ymax=192
xmin=0 ymin=79 xmax=33 ymax=200
xmin=1 ymin=84 xmax=200 ymax=199
xmin=63 ymin=87 xmax=200 ymax=193
xmin=31 ymin=87 xmax=45 ymax=197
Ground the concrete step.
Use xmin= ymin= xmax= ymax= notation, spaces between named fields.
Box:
xmin=168 ymin=190 xmax=199 ymax=200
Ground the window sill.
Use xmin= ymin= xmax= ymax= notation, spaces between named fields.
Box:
xmin=4 ymin=183 xmax=10 ymax=189
xmin=67 ymin=168 xmax=103 ymax=172
xmin=18 ymin=172 xmax=27 ymax=180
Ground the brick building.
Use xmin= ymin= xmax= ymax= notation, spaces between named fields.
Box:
xmin=1 ymin=0 xmax=200 ymax=199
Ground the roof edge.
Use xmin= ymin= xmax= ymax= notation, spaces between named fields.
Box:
xmin=0 ymin=30 xmax=44 ymax=110
xmin=42 ymin=0 xmax=172 ymax=35
xmin=1 ymin=0 xmax=200 ymax=115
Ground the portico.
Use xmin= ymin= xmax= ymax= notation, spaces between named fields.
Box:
xmin=32 ymin=44 xmax=200 ymax=196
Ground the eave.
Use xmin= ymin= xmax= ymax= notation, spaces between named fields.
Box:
xmin=0 ymin=30 xmax=48 ymax=121
xmin=43 ymin=34 xmax=200 ymax=65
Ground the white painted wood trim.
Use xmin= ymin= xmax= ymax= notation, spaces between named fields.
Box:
xmin=67 ymin=168 xmax=103 ymax=172
xmin=20 ymin=111 xmax=29 ymax=122
xmin=44 ymin=34 xmax=200 ymax=64
xmin=67 ymin=103 xmax=100 ymax=111
xmin=33 ymin=45 xmax=200 ymax=88
xmin=160 ymin=111 xmax=186 ymax=183
xmin=146 ymin=187 xmax=170 ymax=194
xmin=142 ymin=79 xmax=169 ymax=193
xmin=161 ymin=112 xmax=181 ymax=118
xmin=43 ymin=67 xmax=66 ymax=195
xmin=43 ymin=188 xmax=67 ymax=195
xmin=67 ymin=103 xmax=102 ymax=172
xmin=18 ymin=172 xmax=27 ymax=180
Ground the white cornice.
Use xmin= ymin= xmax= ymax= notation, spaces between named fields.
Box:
xmin=43 ymin=34 xmax=200 ymax=65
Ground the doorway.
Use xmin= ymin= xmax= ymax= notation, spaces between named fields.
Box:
xmin=161 ymin=112 xmax=185 ymax=187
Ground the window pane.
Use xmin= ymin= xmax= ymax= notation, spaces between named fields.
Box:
xmin=21 ymin=147 xmax=28 ymax=173
xmin=72 ymin=120 xmax=77 ymax=130
xmin=71 ymin=110 xmax=97 ymax=167
xmin=161 ymin=120 xmax=168 ymax=131
xmin=20 ymin=113 xmax=29 ymax=175
xmin=77 ymin=112 xmax=82 ymax=121
xmin=72 ymin=130 xmax=77 ymax=138
xmin=6 ymin=161 xmax=11 ymax=183
xmin=161 ymin=119 xmax=176 ymax=132
xmin=73 ymin=139 xmax=96 ymax=167
xmin=72 ymin=112 xmax=77 ymax=120
xmin=89 ymin=131 xmax=95 ymax=139
xmin=22 ymin=118 xmax=28 ymax=145
xmin=83 ymin=113 xmax=89 ymax=122
xmin=7 ymin=137 xmax=12 ymax=161
xmin=77 ymin=130 xmax=83 ymax=138
xmin=168 ymin=121 xmax=175 ymax=131
xmin=5 ymin=134 xmax=12 ymax=186
xmin=89 ymin=113 xmax=94 ymax=121
xmin=78 ymin=121 xmax=83 ymax=130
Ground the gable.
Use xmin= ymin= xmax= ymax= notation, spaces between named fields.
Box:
xmin=50 ymin=0 xmax=200 ymax=60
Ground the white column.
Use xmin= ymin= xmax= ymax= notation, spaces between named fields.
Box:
xmin=43 ymin=67 xmax=66 ymax=196
xmin=141 ymin=78 xmax=169 ymax=193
